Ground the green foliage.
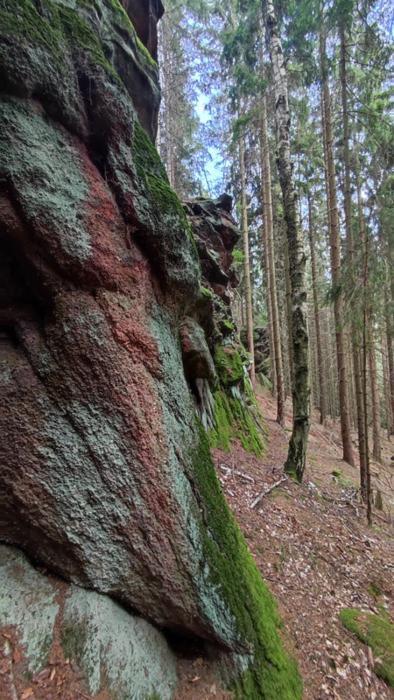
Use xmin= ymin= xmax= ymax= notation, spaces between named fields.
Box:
xmin=192 ymin=425 xmax=302 ymax=698
xmin=340 ymin=608 xmax=394 ymax=687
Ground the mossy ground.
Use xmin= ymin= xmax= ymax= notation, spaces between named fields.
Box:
xmin=192 ymin=426 xmax=302 ymax=699
xmin=340 ymin=607 xmax=394 ymax=687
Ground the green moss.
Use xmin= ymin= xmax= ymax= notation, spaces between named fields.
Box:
xmin=340 ymin=608 xmax=394 ymax=687
xmin=0 ymin=0 xmax=63 ymax=56
xmin=214 ymin=345 xmax=245 ymax=386
xmin=331 ymin=468 xmax=354 ymax=488
xmin=367 ymin=582 xmax=383 ymax=599
xmin=60 ymin=5 xmax=119 ymax=80
xmin=208 ymin=389 xmax=264 ymax=456
xmin=192 ymin=426 xmax=302 ymax=698
xmin=200 ymin=286 xmax=214 ymax=299
xmin=222 ymin=319 xmax=235 ymax=331
xmin=132 ymin=119 xmax=196 ymax=249
xmin=0 ymin=0 xmax=120 ymax=81
xmin=0 ymin=0 xmax=156 ymax=97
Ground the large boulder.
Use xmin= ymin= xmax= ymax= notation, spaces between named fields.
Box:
xmin=0 ymin=2 xmax=301 ymax=698
xmin=0 ymin=545 xmax=177 ymax=699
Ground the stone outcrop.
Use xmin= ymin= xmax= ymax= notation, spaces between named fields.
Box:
xmin=241 ymin=326 xmax=270 ymax=377
xmin=0 ymin=545 xmax=177 ymax=699
xmin=185 ymin=197 xmax=266 ymax=456
xmin=0 ymin=2 xmax=301 ymax=698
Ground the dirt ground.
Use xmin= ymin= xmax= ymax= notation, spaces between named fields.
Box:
xmin=176 ymin=389 xmax=394 ymax=699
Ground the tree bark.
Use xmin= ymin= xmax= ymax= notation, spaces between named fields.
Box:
xmin=239 ymin=134 xmax=256 ymax=385
xmin=266 ymin=0 xmax=310 ymax=481
xmin=385 ymin=290 xmax=394 ymax=436
xmin=261 ymin=221 xmax=276 ymax=394
xmin=381 ymin=330 xmax=393 ymax=438
xmin=368 ymin=330 xmax=382 ymax=463
xmin=260 ymin=95 xmax=285 ymax=425
xmin=320 ymin=28 xmax=354 ymax=466
xmin=339 ymin=23 xmax=369 ymax=481
xmin=362 ymin=214 xmax=372 ymax=525
xmin=307 ymin=192 xmax=326 ymax=424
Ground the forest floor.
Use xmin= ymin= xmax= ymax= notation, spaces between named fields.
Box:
xmin=175 ymin=388 xmax=394 ymax=700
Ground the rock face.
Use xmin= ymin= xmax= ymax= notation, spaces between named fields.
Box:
xmin=185 ymin=198 xmax=265 ymax=456
xmin=241 ymin=327 xmax=270 ymax=377
xmin=0 ymin=545 xmax=177 ymax=699
xmin=0 ymin=2 xmax=301 ymax=698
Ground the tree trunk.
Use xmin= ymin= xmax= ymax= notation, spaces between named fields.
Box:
xmin=261 ymin=222 xmax=276 ymax=394
xmin=320 ymin=28 xmax=354 ymax=466
xmin=362 ymin=217 xmax=372 ymax=525
xmin=266 ymin=0 xmax=310 ymax=481
xmin=239 ymin=134 xmax=256 ymax=385
xmin=307 ymin=192 xmax=326 ymax=424
xmin=368 ymin=330 xmax=382 ymax=463
xmin=381 ymin=330 xmax=393 ymax=438
xmin=385 ymin=291 xmax=394 ymax=436
xmin=339 ymin=23 xmax=369 ymax=481
xmin=260 ymin=96 xmax=285 ymax=425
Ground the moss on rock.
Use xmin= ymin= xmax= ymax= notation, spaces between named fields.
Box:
xmin=192 ymin=426 xmax=302 ymax=698
xmin=208 ymin=390 xmax=264 ymax=456
xmin=340 ymin=607 xmax=394 ymax=687
xmin=209 ymin=344 xmax=265 ymax=456
xmin=214 ymin=345 xmax=245 ymax=386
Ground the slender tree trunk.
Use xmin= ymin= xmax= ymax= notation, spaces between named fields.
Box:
xmin=385 ymin=291 xmax=394 ymax=436
xmin=368 ymin=330 xmax=382 ymax=462
xmin=266 ymin=1 xmax=310 ymax=481
xmin=307 ymin=192 xmax=326 ymax=424
xmin=283 ymin=230 xmax=294 ymax=391
xmin=260 ymin=96 xmax=285 ymax=425
xmin=320 ymin=29 xmax=354 ymax=466
xmin=381 ymin=331 xmax=393 ymax=438
xmin=339 ymin=23 xmax=369 ymax=481
xmin=239 ymin=134 xmax=256 ymax=385
xmin=261 ymin=224 xmax=276 ymax=394
xmin=362 ymin=216 xmax=372 ymax=524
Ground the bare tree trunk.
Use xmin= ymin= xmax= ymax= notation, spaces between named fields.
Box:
xmin=362 ymin=217 xmax=372 ymax=524
xmin=239 ymin=134 xmax=256 ymax=385
xmin=307 ymin=192 xmax=326 ymax=424
xmin=260 ymin=96 xmax=285 ymax=425
xmin=283 ymin=230 xmax=294 ymax=391
xmin=261 ymin=224 xmax=276 ymax=394
xmin=339 ymin=23 xmax=369 ymax=481
xmin=381 ymin=330 xmax=393 ymax=438
xmin=368 ymin=330 xmax=382 ymax=463
xmin=266 ymin=0 xmax=310 ymax=481
xmin=320 ymin=28 xmax=354 ymax=466
xmin=385 ymin=291 xmax=394 ymax=436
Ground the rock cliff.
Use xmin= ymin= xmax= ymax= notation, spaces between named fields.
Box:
xmin=0 ymin=1 xmax=301 ymax=698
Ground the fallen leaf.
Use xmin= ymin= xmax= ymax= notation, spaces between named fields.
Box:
xmin=21 ymin=689 xmax=34 ymax=700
